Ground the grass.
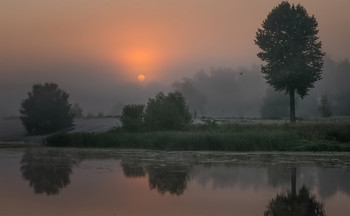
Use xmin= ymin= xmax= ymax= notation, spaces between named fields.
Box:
xmin=45 ymin=122 xmax=350 ymax=151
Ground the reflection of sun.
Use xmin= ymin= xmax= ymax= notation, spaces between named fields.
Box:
xmin=137 ymin=74 xmax=145 ymax=82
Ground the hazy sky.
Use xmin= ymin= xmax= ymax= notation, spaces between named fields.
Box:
xmin=0 ymin=0 xmax=349 ymax=115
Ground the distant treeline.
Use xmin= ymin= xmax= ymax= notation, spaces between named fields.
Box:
xmin=173 ymin=58 xmax=350 ymax=118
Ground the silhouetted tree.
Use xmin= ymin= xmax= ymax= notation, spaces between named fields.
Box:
xmin=20 ymin=149 xmax=76 ymax=195
xmin=120 ymin=104 xmax=145 ymax=131
xmin=70 ymin=103 xmax=84 ymax=118
xmin=255 ymin=1 xmax=325 ymax=123
xmin=144 ymin=92 xmax=192 ymax=130
xmin=318 ymin=94 xmax=332 ymax=117
xmin=20 ymin=83 xmax=74 ymax=134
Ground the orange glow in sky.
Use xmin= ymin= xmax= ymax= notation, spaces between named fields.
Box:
xmin=1 ymin=0 xmax=349 ymax=84
xmin=137 ymin=74 xmax=146 ymax=82
xmin=115 ymin=48 xmax=163 ymax=82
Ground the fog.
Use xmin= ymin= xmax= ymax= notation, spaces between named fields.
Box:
xmin=1 ymin=0 xmax=349 ymax=118
xmin=1 ymin=56 xmax=349 ymax=118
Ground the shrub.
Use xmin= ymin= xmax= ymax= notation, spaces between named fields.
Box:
xmin=20 ymin=83 xmax=74 ymax=134
xmin=120 ymin=104 xmax=145 ymax=131
xmin=144 ymin=92 xmax=192 ymax=131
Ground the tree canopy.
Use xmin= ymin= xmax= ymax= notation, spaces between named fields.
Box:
xmin=120 ymin=104 xmax=145 ymax=131
xmin=144 ymin=92 xmax=192 ymax=131
xmin=255 ymin=1 xmax=324 ymax=123
xmin=20 ymin=83 xmax=74 ymax=134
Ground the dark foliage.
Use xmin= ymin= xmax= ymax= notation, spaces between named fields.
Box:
xmin=20 ymin=83 xmax=73 ymax=134
xmin=255 ymin=1 xmax=325 ymax=123
xmin=147 ymin=164 xmax=190 ymax=195
xmin=264 ymin=186 xmax=325 ymax=216
xmin=144 ymin=92 xmax=192 ymax=131
xmin=20 ymin=149 xmax=76 ymax=195
xmin=120 ymin=104 xmax=145 ymax=131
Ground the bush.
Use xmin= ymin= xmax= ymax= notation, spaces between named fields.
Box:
xmin=120 ymin=104 xmax=145 ymax=131
xmin=144 ymin=92 xmax=192 ymax=131
xmin=20 ymin=83 xmax=74 ymax=134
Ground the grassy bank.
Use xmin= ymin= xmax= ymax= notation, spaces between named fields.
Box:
xmin=45 ymin=122 xmax=350 ymax=151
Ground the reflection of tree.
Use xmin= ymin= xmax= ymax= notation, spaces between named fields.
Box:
xmin=120 ymin=159 xmax=146 ymax=178
xmin=264 ymin=168 xmax=326 ymax=216
xmin=146 ymin=164 xmax=191 ymax=196
xmin=20 ymin=150 xmax=76 ymax=195
xmin=120 ymin=156 xmax=193 ymax=196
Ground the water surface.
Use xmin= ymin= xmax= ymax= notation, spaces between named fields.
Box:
xmin=1 ymin=148 xmax=350 ymax=216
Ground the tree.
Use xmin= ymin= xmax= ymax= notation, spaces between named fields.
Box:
xmin=70 ymin=103 xmax=84 ymax=118
xmin=318 ymin=94 xmax=332 ymax=117
xmin=120 ymin=104 xmax=145 ymax=131
xmin=144 ymin=92 xmax=192 ymax=130
xmin=20 ymin=83 xmax=74 ymax=134
xmin=255 ymin=1 xmax=325 ymax=123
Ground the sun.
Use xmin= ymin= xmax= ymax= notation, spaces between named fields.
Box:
xmin=115 ymin=47 xmax=163 ymax=82
xmin=137 ymin=74 xmax=146 ymax=82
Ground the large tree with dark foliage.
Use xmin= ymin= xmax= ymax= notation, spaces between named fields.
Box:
xmin=20 ymin=83 xmax=74 ymax=134
xmin=255 ymin=1 xmax=324 ymax=123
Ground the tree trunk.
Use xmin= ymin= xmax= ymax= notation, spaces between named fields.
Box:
xmin=289 ymin=90 xmax=296 ymax=124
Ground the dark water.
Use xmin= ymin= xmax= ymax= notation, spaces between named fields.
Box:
xmin=1 ymin=148 xmax=350 ymax=216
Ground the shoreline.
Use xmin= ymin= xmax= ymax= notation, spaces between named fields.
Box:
xmin=45 ymin=122 xmax=350 ymax=152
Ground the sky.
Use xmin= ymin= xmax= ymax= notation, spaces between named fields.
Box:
xmin=0 ymin=0 xmax=349 ymax=116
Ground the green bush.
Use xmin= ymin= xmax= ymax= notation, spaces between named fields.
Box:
xmin=144 ymin=92 xmax=192 ymax=131
xmin=120 ymin=104 xmax=145 ymax=131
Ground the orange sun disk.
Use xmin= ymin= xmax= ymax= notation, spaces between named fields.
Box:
xmin=115 ymin=48 xmax=163 ymax=82
xmin=137 ymin=74 xmax=145 ymax=82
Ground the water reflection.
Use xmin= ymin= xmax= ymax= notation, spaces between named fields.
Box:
xmin=17 ymin=149 xmax=350 ymax=200
xmin=147 ymin=164 xmax=191 ymax=195
xmin=6 ymin=150 xmax=350 ymax=215
xmin=265 ymin=186 xmax=326 ymax=216
xmin=120 ymin=158 xmax=146 ymax=178
xmin=264 ymin=168 xmax=325 ymax=216
xmin=121 ymin=158 xmax=191 ymax=195
xmin=20 ymin=149 xmax=76 ymax=195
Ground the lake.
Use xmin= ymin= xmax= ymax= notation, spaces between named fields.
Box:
xmin=1 ymin=148 xmax=350 ymax=216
